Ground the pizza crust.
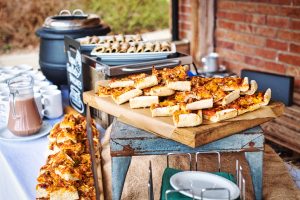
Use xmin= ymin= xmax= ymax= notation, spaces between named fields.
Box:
xmin=112 ymin=89 xmax=143 ymax=104
xmin=261 ymin=88 xmax=271 ymax=106
xmin=173 ymin=110 xmax=202 ymax=127
xmin=149 ymin=86 xmax=175 ymax=96
xmin=186 ymin=98 xmax=213 ymax=110
xmin=204 ymin=108 xmax=238 ymax=123
xmin=151 ymin=105 xmax=180 ymax=117
xmin=166 ymin=81 xmax=191 ymax=91
xmin=134 ymin=76 xmax=158 ymax=89
xmin=220 ymin=90 xmax=240 ymax=106
xmin=129 ymin=96 xmax=159 ymax=108
xmin=241 ymin=80 xmax=258 ymax=95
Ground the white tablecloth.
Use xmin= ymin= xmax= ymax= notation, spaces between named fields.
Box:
xmin=0 ymin=119 xmax=61 ymax=200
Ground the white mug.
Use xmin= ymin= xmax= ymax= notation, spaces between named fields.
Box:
xmin=40 ymin=85 xmax=58 ymax=94
xmin=34 ymin=93 xmax=43 ymax=118
xmin=41 ymin=90 xmax=63 ymax=119
xmin=33 ymin=81 xmax=50 ymax=93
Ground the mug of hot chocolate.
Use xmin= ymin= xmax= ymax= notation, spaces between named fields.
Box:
xmin=7 ymin=75 xmax=42 ymax=136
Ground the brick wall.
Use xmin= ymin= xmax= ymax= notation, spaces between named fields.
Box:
xmin=178 ymin=0 xmax=300 ymax=88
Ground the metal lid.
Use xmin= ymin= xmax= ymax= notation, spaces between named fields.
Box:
xmin=43 ymin=9 xmax=101 ymax=30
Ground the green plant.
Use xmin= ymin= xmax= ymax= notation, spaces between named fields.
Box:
xmin=86 ymin=0 xmax=169 ymax=34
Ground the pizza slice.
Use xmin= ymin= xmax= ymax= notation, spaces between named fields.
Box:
xmin=229 ymin=88 xmax=271 ymax=115
xmin=150 ymin=97 xmax=179 ymax=117
xmin=240 ymin=80 xmax=258 ymax=95
xmin=129 ymin=96 xmax=159 ymax=109
xmin=166 ymin=80 xmax=191 ymax=91
xmin=152 ymin=65 xmax=187 ymax=84
xmin=203 ymin=106 xmax=238 ymax=123
xmin=174 ymin=91 xmax=213 ymax=110
xmin=134 ymin=75 xmax=158 ymax=89
xmin=97 ymin=85 xmax=113 ymax=97
xmin=211 ymin=77 xmax=249 ymax=92
xmin=145 ymin=85 xmax=175 ymax=96
xmin=111 ymin=87 xmax=143 ymax=105
xmin=173 ymin=109 xmax=202 ymax=127
xmin=108 ymin=73 xmax=147 ymax=88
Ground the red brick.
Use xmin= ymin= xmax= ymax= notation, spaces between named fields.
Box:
xmin=217 ymin=11 xmax=246 ymax=22
xmin=269 ymin=0 xmax=292 ymax=5
xmin=255 ymin=26 xmax=277 ymax=37
xmin=279 ymin=53 xmax=300 ymax=66
xmin=290 ymin=43 xmax=300 ymax=54
xmin=245 ymin=14 xmax=266 ymax=25
xmin=217 ymin=1 xmax=257 ymax=13
xmin=266 ymin=39 xmax=288 ymax=51
xmin=236 ymin=24 xmax=254 ymax=34
xmin=217 ymin=48 xmax=245 ymax=62
xmin=293 ymin=0 xmax=300 ymax=6
xmin=286 ymin=66 xmax=300 ymax=78
xmin=290 ymin=19 xmax=300 ymax=30
xmin=285 ymin=7 xmax=300 ymax=18
xmin=245 ymin=56 xmax=265 ymax=68
xmin=255 ymin=49 xmax=277 ymax=60
xmin=278 ymin=30 xmax=300 ymax=43
xmin=256 ymin=5 xmax=284 ymax=15
xmin=217 ymin=20 xmax=235 ymax=30
xmin=216 ymin=30 xmax=266 ymax=47
xmin=234 ymin=44 xmax=256 ymax=55
xmin=216 ymin=40 xmax=234 ymax=50
xmin=266 ymin=16 xmax=289 ymax=28
xmin=264 ymin=61 xmax=286 ymax=73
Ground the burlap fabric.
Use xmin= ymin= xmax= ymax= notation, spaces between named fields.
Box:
xmin=101 ymin=126 xmax=300 ymax=200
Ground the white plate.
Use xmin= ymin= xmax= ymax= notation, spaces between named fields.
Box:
xmin=0 ymin=121 xmax=52 ymax=142
xmin=170 ymin=171 xmax=240 ymax=200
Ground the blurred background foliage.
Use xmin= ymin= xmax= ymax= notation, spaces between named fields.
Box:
xmin=0 ymin=0 xmax=169 ymax=53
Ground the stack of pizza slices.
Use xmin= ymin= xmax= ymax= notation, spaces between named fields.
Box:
xmin=36 ymin=114 xmax=100 ymax=200
xmin=97 ymin=65 xmax=271 ymax=127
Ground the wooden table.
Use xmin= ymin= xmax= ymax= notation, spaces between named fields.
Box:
xmin=110 ymin=120 xmax=265 ymax=200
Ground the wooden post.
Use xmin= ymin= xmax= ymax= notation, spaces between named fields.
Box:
xmin=191 ymin=0 xmax=215 ymax=68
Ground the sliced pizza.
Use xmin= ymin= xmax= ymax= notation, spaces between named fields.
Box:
xmin=240 ymin=80 xmax=258 ymax=95
xmin=97 ymin=85 xmax=113 ymax=97
xmin=203 ymin=107 xmax=238 ymax=123
xmin=134 ymin=75 xmax=158 ymax=89
xmin=129 ymin=96 xmax=159 ymax=109
xmin=111 ymin=87 xmax=143 ymax=104
xmin=228 ymin=88 xmax=271 ymax=115
xmin=210 ymin=77 xmax=249 ymax=92
xmin=166 ymin=80 xmax=191 ymax=91
xmin=108 ymin=73 xmax=147 ymax=88
xmin=152 ymin=65 xmax=187 ymax=84
xmin=174 ymin=91 xmax=213 ymax=110
xmin=146 ymin=85 xmax=175 ymax=97
xmin=173 ymin=109 xmax=202 ymax=127
xmin=150 ymin=97 xmax=179 ymax=117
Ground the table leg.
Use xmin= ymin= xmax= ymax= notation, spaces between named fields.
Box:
xmin=112 ymin=156 xmax=132 ymax=200
xmin=245 ymin=151 xmax=263 ymax=200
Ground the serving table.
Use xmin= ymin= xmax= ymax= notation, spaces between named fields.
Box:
xmin=109 ymin=120 xmax=265 ymax=200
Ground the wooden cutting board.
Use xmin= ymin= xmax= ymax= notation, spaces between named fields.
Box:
xmin=83 ymin=91 xmax=284 ymax=148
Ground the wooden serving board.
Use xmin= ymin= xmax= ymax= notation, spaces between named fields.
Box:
xmin=83 ymin=91 xmax=284 ymax=148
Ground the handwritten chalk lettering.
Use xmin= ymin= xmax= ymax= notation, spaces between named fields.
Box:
xmin=67 ymin=50 xmax=82 ymax=78
xmin=70 ymin=85 xmax=84 ymax=113
xmin=69 ymin=73 xmax=82 ymax=90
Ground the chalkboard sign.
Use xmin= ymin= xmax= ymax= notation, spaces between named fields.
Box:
xmin=65 ymin=36 xmax=85 ymax=114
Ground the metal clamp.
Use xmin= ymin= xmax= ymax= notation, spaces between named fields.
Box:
xmin=236 ymin=160 xmax=246 ymax=200
xmin=167 ymin=153 xmax=192 ymax=171
xmin=196 ymin=151 xmax=221 ymax=172
xmin=72 ymin=9 xmax=85 ymax=16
